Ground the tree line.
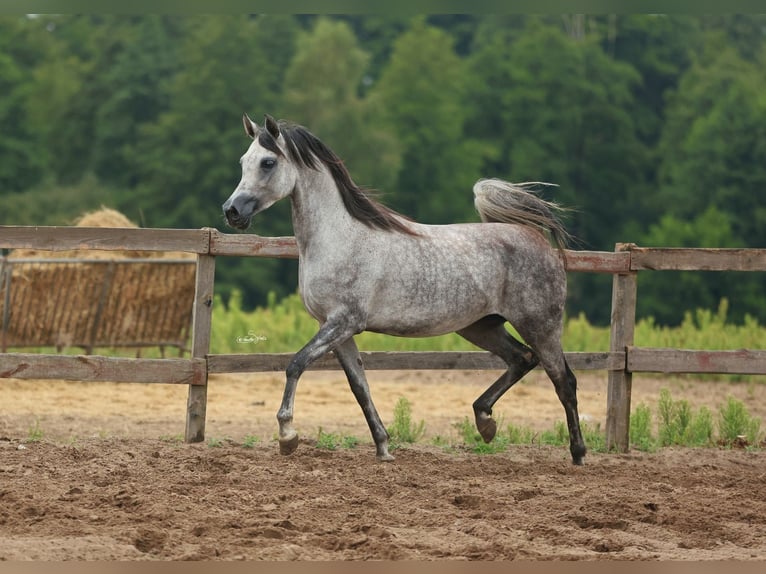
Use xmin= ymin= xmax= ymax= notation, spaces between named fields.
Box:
xmin=1 ymin=14 xmax=764 ymax=325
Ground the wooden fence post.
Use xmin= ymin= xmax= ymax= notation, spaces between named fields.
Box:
xmin=185 ymin=253 xmax=216 ymax=442
xmin=605 ymin=243 xmax=638 ymax=452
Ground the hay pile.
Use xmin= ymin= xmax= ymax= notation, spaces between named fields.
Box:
xmin=1 ymin=207 xmax=196 ymax=352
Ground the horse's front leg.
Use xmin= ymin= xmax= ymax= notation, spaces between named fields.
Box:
xmin=276 ymin=319 xmax=356 ymax=455
xmin=333 ymin=337 xmax=393 ymax=462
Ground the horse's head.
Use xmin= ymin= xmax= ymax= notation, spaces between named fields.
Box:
xmin=223 ymin=114 xmax=298 ymax=230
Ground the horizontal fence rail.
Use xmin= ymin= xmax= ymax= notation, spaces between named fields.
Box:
xmin=206 ymin=351 xmax=626 ymax=374
xmin=1 ymin=225 xmax=764 ymax=452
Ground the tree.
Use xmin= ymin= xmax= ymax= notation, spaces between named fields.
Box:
xmin=280 ymin=18 xmax=401 ymax=193
xmin=369 ymin=17 xmax=485 ymax=224
xmin=648 ymin=44 xmax=766 ymax=323
xmin=130 ymin=15 xmax=299 ymax=231
xmin=0 ymin=16 xmax=51 ymax=192
xmin=465 ymin=19 xmax=650 ymax=323
xmin=659 ymin=47 xmax=766 ymax=246
xmin=126 ymin=15 xmax=301 ymax=307
xmin=91 ymin=16 xmax=181 ymax=188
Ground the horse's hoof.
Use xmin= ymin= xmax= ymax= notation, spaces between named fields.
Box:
xmin=571 ymin=445 xmax=587 ymax=465
xmin=476 ymin=415 xmax=497 ymax=443
xmin=279 ymin=431 xmax=299 ymax=455
xmin=377 ymin=452 xmax=395 ymax=463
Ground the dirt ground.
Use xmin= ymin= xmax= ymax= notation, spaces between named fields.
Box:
xmin=0 ymin=369 xmax=765 ymax=561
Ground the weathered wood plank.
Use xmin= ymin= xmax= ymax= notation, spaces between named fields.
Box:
xmin=628 ymin=347 xmax=766 ymax=375
xmin=630 ymin=247 xmax=766 ymax=272
xmin=209 ymin=230 xmax=298 ymax=258
xmin=206 ymin=351 xmax=622 ymax=374
xmin=209 ymin=230 xmax=634 ymax=274
xmin=0 ymin=226 xmax=211 ymax=254
xmin=186 ymin=254 xmax=216 ymax=443
xmin=0 ymin=354 xmax=205 ymax=384
xmin=606 ymin=244 xmax=638 ymax=453
xmin=564 ymin=250 xmax=630 ymax=273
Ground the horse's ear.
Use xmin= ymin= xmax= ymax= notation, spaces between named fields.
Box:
xmin=243 ymin=113 xmax=259 ymax=139
xmin=265 ymin=114 xmax=280 ymax=139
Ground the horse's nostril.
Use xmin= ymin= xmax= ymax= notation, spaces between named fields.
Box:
xmin=224 ymin=205 xmax=239 ymax=218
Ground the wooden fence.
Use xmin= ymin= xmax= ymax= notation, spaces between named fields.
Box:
xmin=1 ymin=225 xmax=764 ymax=452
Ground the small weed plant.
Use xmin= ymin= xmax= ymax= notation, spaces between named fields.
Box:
xmin=630 ymin=403 xmax=655 ymax=451
xmin=315 ymin=428 xmax=360 ymax=450
xmin=242 ymin=435 xmax=259 ymax=448
xmin=718 ymin=396 xmax=762 ymax=446
xmin=27 ymin=419 xmax=44 ymax=443
xmin=316 ymin=428 xmax=340 ymax=450
xmin=454 ymin=417 xmax=510 ymax=454
xmin=657 ymin=389 xmax=715 ymax=447
xmin=387 ymin=397 xmax=426 ymax=446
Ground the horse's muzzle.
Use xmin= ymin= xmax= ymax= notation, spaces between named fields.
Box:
xmin=223 ymin=197 xmax=256 ymax=230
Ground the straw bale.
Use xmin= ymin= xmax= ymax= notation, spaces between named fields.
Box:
xmin=1 ymin=207 xmax=196 ymax=351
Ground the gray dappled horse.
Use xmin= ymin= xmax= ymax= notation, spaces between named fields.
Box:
xmin=223 ymin=114 xmax=586 ymax=465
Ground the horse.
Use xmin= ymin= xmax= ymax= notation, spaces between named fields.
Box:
xmin=222 ymin=114 xmax=586 ymax=465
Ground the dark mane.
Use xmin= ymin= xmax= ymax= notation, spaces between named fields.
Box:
xmin=259 ymin=121 xmax=417 ymax=235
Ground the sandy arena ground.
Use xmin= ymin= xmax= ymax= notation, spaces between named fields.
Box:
xmin=0 ymin=369 xmax=764 ymax=560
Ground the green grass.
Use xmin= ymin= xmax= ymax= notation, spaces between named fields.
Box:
xmin=656 ymin=388 xmax=715 ymax=447
xmin=242 ymin=435 xmax=260 ymax=448
xmin=26 ymin=419 xmax=44 ymax=443
xmin=629 ymin=403 xmax=655 ymax=451
xmin=454 ymin=416 xmax=511 ymax=454
xmin=315 ymin=428 xmax=360 ymax=450
xmin=628 ymin=390 xmax=762 ymax=451
xmin=211 ymin=293 xmax=765 ymax=383
xmin=387 ymin=396 xmax=426 ymax=446
xmin=159 ymin=389 xmax=761 ymax=457
xmin=443 ymin=390 xmax=762 ymax=454
xmin=718 ymin=396 xmax=762 ymax=445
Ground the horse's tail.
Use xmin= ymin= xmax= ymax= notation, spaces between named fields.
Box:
xmin=472 ymin=178 xmax=572 ymax=250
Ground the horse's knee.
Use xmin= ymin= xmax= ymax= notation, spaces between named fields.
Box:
xmin=285 ymin=361 xmax=302 ymax=382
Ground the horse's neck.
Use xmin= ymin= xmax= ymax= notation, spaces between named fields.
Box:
xmin=290 ymin=167 xmax=358 ymax=256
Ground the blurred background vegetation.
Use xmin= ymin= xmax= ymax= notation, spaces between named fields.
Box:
xmin=1 ymin=14 xmax=764 ymax=326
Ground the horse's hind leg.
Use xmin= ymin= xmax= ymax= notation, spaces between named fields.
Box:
xmin=457 ymin=315 xmax=539 ymax=443
xmin=333 ymin=337 xmax=394 ymax=462
xmin=516 ymin=329 xmax=587 ymax=465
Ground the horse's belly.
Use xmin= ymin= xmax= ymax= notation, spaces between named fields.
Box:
xmin=364 ymin=297 xmax=492 ymax=337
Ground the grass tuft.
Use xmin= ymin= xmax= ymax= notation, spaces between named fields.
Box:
xmin=387 ymin=397 xmax=426 ymax=445
xmin=718 ymin=396 xmax=762 ymax=446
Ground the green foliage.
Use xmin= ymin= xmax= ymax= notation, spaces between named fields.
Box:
xmin=315 ymin=428 xmax=339 ymax=450
xmin=539 ymin=420 xmax=569 ymax=446
xmin=207 ymin=436 xmax=224 ymax=448
xmin=454 ymin=417 xmax=510 ymax=454
xmin=505 ymin=423 xmax=536 ymax=445
xmin=242 ymin=435 xmax=259 ymax=448
xmin=315 ymin=428 xmax=359 ymax=450
xmin=211 ymin=292 xmax=766 ymax=374
xmin=27 ymin=419 xmax=44 ymax=443
xmin=657 ymin=389 xmax=714 ymax=447
xmin=370 ymin=17 xmax=484 ymax=223
xmin=630 ymin=390 xmax=760 ymax=450
xmin=630 ymin=403 xmax=655 ymax=451
xmin=387 ymin=397 xmax=426 ymax=445
xmin=282 ymin=18 xmax=401 ymax=194
xmin=2 ymin=15 xmax=766 ymax=325
xmin=718 ymin=396 xmax=762 ymax=446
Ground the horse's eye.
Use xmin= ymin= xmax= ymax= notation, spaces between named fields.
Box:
xmin=261 ymin=158 xmax=277 ymax=170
